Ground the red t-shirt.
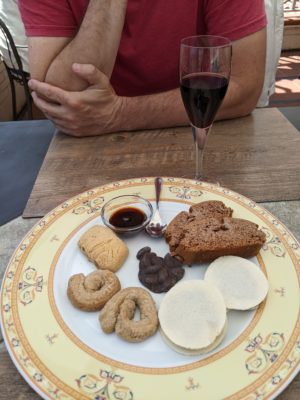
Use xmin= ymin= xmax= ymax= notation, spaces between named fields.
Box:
xmin=19 ymin=0 xmax=266 ymax=96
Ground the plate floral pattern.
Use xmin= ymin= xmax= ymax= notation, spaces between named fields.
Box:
xmin=1 ymin=177 xmax=299 ymax=400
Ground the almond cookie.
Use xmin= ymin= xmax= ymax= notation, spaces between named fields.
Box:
xmin=78 ymin=225 xmax=128 ymax=272
xmin=99 ymin=287 xmax=158 ymax=342
xmin=67 ymin=270 xmax=121 ymax=311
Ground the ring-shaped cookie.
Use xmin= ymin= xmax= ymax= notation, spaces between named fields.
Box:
xmin=67 ymin=270 xmax=121 ymax=311
xmin=99 ymin=287 xmax=158 ymax=342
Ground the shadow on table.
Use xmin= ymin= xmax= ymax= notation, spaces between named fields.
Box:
xmin=278 ymin=107 xmax=300 ymax=132
xmin=0 ymin=120 xmax=55 ymax=226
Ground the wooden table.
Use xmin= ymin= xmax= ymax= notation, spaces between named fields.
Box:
xmin=1 ymin=108 xmax=300 ymax=399
xmin=23 ymin=108 xmax=300 ymax=217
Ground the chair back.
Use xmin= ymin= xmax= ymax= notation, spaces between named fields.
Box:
xmin=257 ymin=0 xmax=284 ymax=107
xmin=0 ymin=17 xmax=32 ymax=119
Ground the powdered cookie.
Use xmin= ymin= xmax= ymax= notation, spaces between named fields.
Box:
xmin=204 ymin=256 xmax=269 ymax=310
xmin=160 ymin=319 xmax=228 ymax=356
xmin=67 ymin=270 xmax=121 ymax=311
xmin=159 ymin=280 xmax=227 ymax=355
xmin=78 ymin=225 xmax=128 ymax=272
xmin=99 ymin=287 xmax=158 ymax=342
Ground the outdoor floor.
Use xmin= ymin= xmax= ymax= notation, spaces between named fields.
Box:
xmin=269 ymin=49 xmax=300 ymax=107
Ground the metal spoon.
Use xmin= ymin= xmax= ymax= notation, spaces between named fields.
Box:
xmin=146 ymin=177 xmax=167 ymax=237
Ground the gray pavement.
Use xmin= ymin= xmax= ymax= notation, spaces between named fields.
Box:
xmin=261 ymin=201 xmax=300 ymax=240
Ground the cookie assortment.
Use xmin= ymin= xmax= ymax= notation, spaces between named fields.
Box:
xmin=67 ymin=200 xmax=269 ymax=352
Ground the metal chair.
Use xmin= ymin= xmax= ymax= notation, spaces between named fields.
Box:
xmin=0 ymin=17 xmax=32 ymax=120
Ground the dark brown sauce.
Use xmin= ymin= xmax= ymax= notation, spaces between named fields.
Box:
xmin=109 ymin=207 xmax=147 ymax=228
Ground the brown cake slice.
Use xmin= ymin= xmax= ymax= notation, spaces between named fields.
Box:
xmin=165 ymin=201 xmax=266 ymax=264
xmin=189 ymin=200 xmax=233 ymax=218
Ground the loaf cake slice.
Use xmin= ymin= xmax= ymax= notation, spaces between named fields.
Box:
xmin=165 ymin=201 xmax=266 ymax=264
xmin=189 ymin=200 xmax=233 ymax=219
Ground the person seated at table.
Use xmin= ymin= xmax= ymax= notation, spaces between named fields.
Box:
xmin=18 ymin=0 xmax=267 ymax=137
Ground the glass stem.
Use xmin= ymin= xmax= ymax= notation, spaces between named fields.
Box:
xmin=191 ymin=124 xmax=211 ymax=180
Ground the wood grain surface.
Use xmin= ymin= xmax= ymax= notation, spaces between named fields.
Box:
xmin=23 ymin=108 xmax=300 ymax=218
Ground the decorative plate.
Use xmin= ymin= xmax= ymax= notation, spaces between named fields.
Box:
xmin=1 ymin=177 xmax=299 ymax=400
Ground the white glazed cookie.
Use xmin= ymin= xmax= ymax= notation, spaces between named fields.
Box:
xmin=204 ymin=256 xmax=269 ymax=310
xmin=78 ymin=225 xmax=128 ymax=272
xmin=160 ymin=320 xmax=228 ymax=356
xmin=158 ymin=280 xmax=227 ymax=355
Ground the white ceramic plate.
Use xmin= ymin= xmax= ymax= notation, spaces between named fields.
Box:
xmin=1 ymin=177 xmax=299 ymax=400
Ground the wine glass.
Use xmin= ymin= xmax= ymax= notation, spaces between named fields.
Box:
xmin=180 ymin=35 xmax=232 ymax=181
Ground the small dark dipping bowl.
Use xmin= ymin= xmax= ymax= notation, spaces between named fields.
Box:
xmin=101 ymin=195 xmax=153 ymax=234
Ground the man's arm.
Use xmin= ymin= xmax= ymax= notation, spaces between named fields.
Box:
xmin=217 ymin=28 xmax=266 ymax=120
xmin=29 ymin=0 xmax=127 ymax=90
xmin=121 ymin=28 xmax=267 ymax=131
xmin=29 ymin=28 xmax=266 ymax=136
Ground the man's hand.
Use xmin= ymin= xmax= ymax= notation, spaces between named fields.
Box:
xmin=29 ymin=64 xmax=124 ymax=136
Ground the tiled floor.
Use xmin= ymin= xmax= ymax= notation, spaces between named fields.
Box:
xmin=269 ymin=50 xmax=300 ymax=107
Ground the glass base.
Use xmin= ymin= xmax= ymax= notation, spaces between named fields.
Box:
xmin=180 ymin=172 xmax=220 ymax=186
xmin=193 ymin=174 xmax=220 ymax=186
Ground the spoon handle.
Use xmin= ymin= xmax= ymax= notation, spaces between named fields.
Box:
xmin=155 ymin=177 xmax=162 ymax=209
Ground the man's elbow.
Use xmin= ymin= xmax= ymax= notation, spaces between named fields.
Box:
xmin=44 ymin=61 xmax=72 ymax=90
xmin=45 ymin=66 xmax=88 ymax=92
xmin=235 ymin=95 xmax=259 ymax=118
xmin=234 ymin=83 xmax=264 ymax=118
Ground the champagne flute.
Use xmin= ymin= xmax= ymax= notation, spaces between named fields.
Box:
xmin=180 ymin=35 xmax=232 ymax=181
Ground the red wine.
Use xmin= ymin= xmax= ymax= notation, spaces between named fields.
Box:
xmin=180 ymin=73 xmax=229 ymax=128
xmin=109 ymin=207 xmax=146 ymax=228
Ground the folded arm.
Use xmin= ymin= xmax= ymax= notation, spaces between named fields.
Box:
xmin=29 ymin=28 xmax=266 ymax=136
xmin=29 ymin=0 xmax=127 ymax=90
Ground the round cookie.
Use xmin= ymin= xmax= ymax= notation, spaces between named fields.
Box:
xmin=160 ymin=319 xmax=228 ymax=356
xmin=204 ymin=256 xmax=269 ymax=310
xmin=158 ymin=280 xmax=227 ymax=355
